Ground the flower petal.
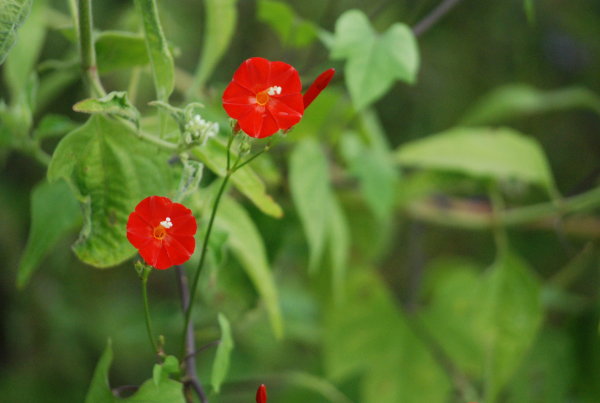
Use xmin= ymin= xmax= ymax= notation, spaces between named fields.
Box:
xmin=233 ymin=57 xmax=270 ymax=93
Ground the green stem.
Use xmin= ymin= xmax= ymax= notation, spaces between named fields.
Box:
xmin=234 ymin=142 xmax=271 ymax=171
xmin=137 ymin=129 xmax=179 ymax=150
xmin=181 ymin=172 xmax=231 ymax=359
xmin=405 ymin=186 xmax=600 ymax=232
xmin=77 ymin=0 xmax=105 ymax=97
xmin=141 ymin=269 xmax=159 ymax=354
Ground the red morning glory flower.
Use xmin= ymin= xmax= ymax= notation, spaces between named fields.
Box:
xmin=256 ymin=384 xmax=267 ymax=403
xmin=126 ymin=196 xmax=197 ymax=270
xmin=222 ymin=57 xmax=304 ymax=138
xmin=303 ymin=68 xmax=335 ymax=109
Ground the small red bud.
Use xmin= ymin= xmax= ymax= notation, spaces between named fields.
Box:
xmin=303 ymin=68 xmax=335 ymax=109
xmin=256 ymin=384 xmax=267 ymax=403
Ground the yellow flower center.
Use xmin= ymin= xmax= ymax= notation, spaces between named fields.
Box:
xmin=153 ymin=225 xmax=166 ymax=240
xmin=256 ymin=91 xmax=270 ymax=106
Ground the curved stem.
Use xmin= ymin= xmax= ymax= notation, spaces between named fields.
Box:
xmin=141 ymin=269 xmax=159 ymax=354
xmin=77 ymin=0 xmax=106 ymax=97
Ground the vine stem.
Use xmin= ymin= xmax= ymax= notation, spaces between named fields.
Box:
xmin=181 ymin=172 xmax=231 ymax=360
xmin=413 ymin=0 xmax=464 ymax=37
xmin=77 ymin=0 xmax=106 ymax=97
xmin=141 ymin=268 xmax=159 ymax=355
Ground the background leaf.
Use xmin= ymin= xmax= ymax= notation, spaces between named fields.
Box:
xmin=48 ymin=115 xmax=175 ymax=268
xmin=216 ymin=196 xmax=284 ymax=338
xmin=395 ymin=127 xmax=557 ymax=192
xmin=211 ymin=313 xmax=234 ymax=393
xmin=193 ymin=0 xmax=238 ymax=90
xmin=192 ymin=137 xmax=283 ymax=218
xmin=95 ymin=31 xmax=149 ymax=74
xmin=134 ymin=0 xmax=174 ymax=101
xmin=420 ymin=253 xmax=543 ymax=402
xmin=289 ymin=139 xmax=331 ymax=271
xmin=331 ymin=10 xmax=419 ymax=110
xmin=258 ymin=0 xmax=317 ymax=48
xmin=0 ymin=0 xmax=32 ymax=65
xmin=17 ymin=180 xmax=80 ymax=288
xmin=325 ymin=269 xmax=451 ymax=403
xmin=460 ymin=84 xmax=600 ymax=125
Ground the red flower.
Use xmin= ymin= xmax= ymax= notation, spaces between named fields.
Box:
xmin=126 ymin=196 xmax=197 ymax=270
xmin=303 ymin=68 xmax=335 ymax=109
xmin=256 ymin=384 xmax=267 ymax=403
xmin=222 ymin=57 xmax=304 ymax=138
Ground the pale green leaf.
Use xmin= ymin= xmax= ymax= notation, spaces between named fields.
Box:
xmin=420 ymin=253 xmax=543 ymax=402
xmin=193 ymin=0 xmax=238 ymax=89
xmin=216 ymin=197 xmax=284 ymax=338
xmin=0 ymin=0 xmax=32 ymax=65
xmin=211 ymin=313 xmax=234 ymax=393
xmin=289 ymin=139 xmax=330 ymax=271
xmin=258 ymin=0 xmax=317 ymax=48
xmin=3 ymin=0 xmax=45 ymax=99
xmin=331 ymin=10 xmax=419 ymax=110
xmin=192 ymin=137 xmax=283 ymax=218
xmin=85 ymin=340 xmax=115 ymax=403
xmin=95 ymin=31 xmax=149 ymax=74
xmin=461 ymin=84 xmax=600 ymax=125
xmin=17 ymin=180 xmax=80 ymax=288
xmin=325 ymin=269 xmax=451 ymax=402
xmin=74 ymin=91 xmax=141 ymax=128
xmin=330 ymin=10 xmax=373 ymax=60
xmin=48 ymin=115 xmax=175 ymax=268
xmin=134 ymin=0 xmax=174 ymax=101
xmin=395 ymin=127 xmax=556 ymax=192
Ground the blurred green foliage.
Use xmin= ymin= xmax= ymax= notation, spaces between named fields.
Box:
xmin=1 ymin=0 xmax=600 ymax=402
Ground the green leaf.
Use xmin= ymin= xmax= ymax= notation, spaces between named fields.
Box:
xmin=420 ymin=253 xmax=543 ymax=402
xmin=211 ymin=313 xmax=234 ymax=393
xmin=340 ymin=132 xmax=397 ymax=221
xmin=48 ymin=115 xmax=175 ymax=268
xmin=3 ymin=0 xmax=45 ymax=99
xmin=74 ymin=91 xmax=141 ymax=128
xmin=192 ymin=137 xmax=283 ymax=218
xmin=0 ymin=0 xmax=32 ymax=65
xmin=193 ymin=0 xmax=238 ymax=89
xmin=17 ymin=180 xmax=80 ymax=288
xmin=325 ymin=269 xmax=451 ymax=402
xmin=460 ymin=84 xmax=600 ymax=125
xmin=258 ymin=0 xmax=317 ymax=48
xmin=124 ymin=378 xmax=185 ymax=403
xmin=395 ymin=127 xmax=557 ymax=192
xmin=85 ymin=341 xmax=185 ymax=403
xmin=134 ymin=0 xmax=174 ymax=101
xmin=289 ymin=139 xmax=330 ymax=271
xmin=216 ymin=197 xmax=284 ymax=338
xmin=327 ymin=195 xmax=349 ymax=300
xmin=95 ymin=31 xmax=149 ymax=74
xmin=331 ymin=10 xmax=419 ymax=110
xmin=33 ymin=114 xmax=79 ymax=140
xmin=85 ymin=340 xmax=115 ymax=403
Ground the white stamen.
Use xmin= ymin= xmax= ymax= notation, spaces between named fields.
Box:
xmin=160 ymin=217 xmax=173 ymax=229
xmin=267 ymin=86 xmax=282 ymax=96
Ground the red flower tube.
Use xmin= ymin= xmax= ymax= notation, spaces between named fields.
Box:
xmin=126 ymin=196 xmax=197 ymax=270
xmin=256 ymin=384 xmax=267 ymax=403
xmin=222 ymin=57 xmax=304 ymax=138
xmin=303 ymin=68 xmax=335 ymax=109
